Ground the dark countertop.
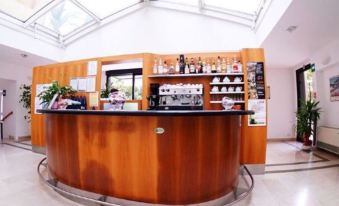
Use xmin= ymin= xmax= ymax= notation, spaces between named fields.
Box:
xmin=37 ymin=109 xmax=254 ymax=116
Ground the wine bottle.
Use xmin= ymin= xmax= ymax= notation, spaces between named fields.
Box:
xmin=198 ymin=57 xmax=203 ymax=73
xmin=179 ymin=55 xmax=185 ymax=74
xmin=175 ymin=58 xmax=180 ymax=73
xmin=190 ymin=58 xmax=195 ymax=74
xmin=202 ymin=60 xmax=207 ymax=73
xmin=185 ymin=58 xmax=190 ymax=74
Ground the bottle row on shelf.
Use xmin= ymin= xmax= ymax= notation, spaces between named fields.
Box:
xmin=153 ymin=54 xmax=243 ymax=75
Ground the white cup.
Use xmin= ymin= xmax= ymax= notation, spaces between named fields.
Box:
xmin=221 ymin=87 xmax=227 ymax=92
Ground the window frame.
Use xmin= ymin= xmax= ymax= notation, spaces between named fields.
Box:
xmin=106 ymin=68 xmax=142 ymax=100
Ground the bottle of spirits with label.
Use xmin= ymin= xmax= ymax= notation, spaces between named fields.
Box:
xmin=153 ymin=58 xmax=158 ymax=74
xmin=190 ymin=58 xmax=196 ymax=74
xmin=216 ymin=56 xmax=222 ymax=73
xmin=158 ymin=58 xmax=163 ymax=74
xmin=226 ymin=57 xmax=232 ymax=73
xmin=163 ymin=61 xmax=168 ymax=74
xmin=206 ymin=60 xmax=211 ymax=73
xmin=185 ymin=57 xmax=190 ymax=74
xmin=179 ymin=55 xmax=185 ymax=74
xmin=221 ymin=58 xmax=226 ymax=73
xmin=202 ymin=60 xmax=207 ymax=73
xmin=175 ymin=58 xmax=180 ymax=73
xmin=198 ymin=57 xmax=203 ymax=73
xmin=211 ymin=60 xmax=217 ymax=73
xmin=169 ymin=63 xmax=175 ymax=74
xmin=232 ymin=56 xmax=238 ymax=73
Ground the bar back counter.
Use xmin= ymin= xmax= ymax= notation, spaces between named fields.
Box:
xmin=38 ymin=109 xmax=253 ymax=205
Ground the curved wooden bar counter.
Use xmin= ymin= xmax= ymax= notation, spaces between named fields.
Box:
xmin=38 ymin=109 xmax=253 ymax=205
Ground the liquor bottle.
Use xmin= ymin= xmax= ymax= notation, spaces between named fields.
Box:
xmin=175 ymin=58 xmax=180 ymax=73
xmin=238 ymin=60 xmax=243 ymax=73
xmin=185 ymin=57 xmax=190 ymax=74
xmin=216 ymin=56 xmax=221 ymax=73
xmin=221 ymin=58 xmax=226 ymax=73
xmin=189 ymin=58 xmax=195 ymax=74
xmin=158 ymin=58 xmax=163 ymax=74
xmin=202 ymin=60 xmax=207 ymax=73
xmin=226 ymin=57 xmax=232 ymax=73
xmin=232 ymin=56 xmax=238 ymax=73
xmin=198 ymin=57 xmax=203 ymax=73
xmin=206 ymin=60 xmax=211 ymax=73
xmin=153 ymin=58 xmax=158 ymax=74
xmin=211 ymin=60 xmax=217 ymax=73
xmin=163 ymin=61 xmax=168 ymax=74
xmin=179 ymin=55 xmax=185 ymax=74
xmin=169 ymin=63 xmax=175 ymax=74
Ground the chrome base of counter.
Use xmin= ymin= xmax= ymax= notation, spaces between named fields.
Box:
xmin=32 ymin=146 xmax=46 ymax=155
xmin=38 ymin=158 xmax=254 ymax=206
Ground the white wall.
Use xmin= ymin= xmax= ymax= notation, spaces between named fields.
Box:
xmin=0 ymin=78 xmax=16 ymax=139
xmin=63 ymin=7 xmax=257 ymax=61
xmin=266 ymin=68 xmax=295 ymax=139
xmin=0 ymin=60 xmax=32 ymax=139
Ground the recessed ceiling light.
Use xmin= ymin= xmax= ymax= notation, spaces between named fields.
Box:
xmin=286 ymin=25 xmax=298 ymax=33
xmin=20 ymin=53 xmax=28 ymax=58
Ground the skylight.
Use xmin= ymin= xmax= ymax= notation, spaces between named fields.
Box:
xmin=0 ymin=0 xmax=53 ymax=21
xmin=36 ymin=0 xmax=93 ymax=36
xmin=76 ymin=0 xmax=142 ymax=19
xmin=159 ymin=0 xmax=200 ymax=7
xmin=0 ymin=0 xmax=270 ymax=47
xmin=204 ymin=0 xmax=263 ymax=15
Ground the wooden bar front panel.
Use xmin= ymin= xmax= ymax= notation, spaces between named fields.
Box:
xmin=45 ymin=114 xmax=241 ymax=204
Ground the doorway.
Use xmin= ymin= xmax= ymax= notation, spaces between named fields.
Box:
xmin=295 ymin=64 xmax=315 ymax=142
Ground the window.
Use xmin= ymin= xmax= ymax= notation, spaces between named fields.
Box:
xmin=36 ymin=0 xmax=94 ymax=35
xmin=106 ymin=69 xmax=142 ymax=100
xmin=76 ymin=0 xmax=142 ymax=19
xmin=0 ymin=0 xmax=53 ymax=21
xmin=204 ymin=0 xmax=263 ymax=15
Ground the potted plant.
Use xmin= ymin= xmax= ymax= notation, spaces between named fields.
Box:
xmin=19 ymin=84 xmax=32 ymax=122
xmin=38 ymin=81 xmax=76 ymax=108
xmin=296 ymin=100 xmax=321 ymax=148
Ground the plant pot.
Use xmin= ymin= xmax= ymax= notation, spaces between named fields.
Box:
xmin=303 ymin=134 xmax=312 ymax=146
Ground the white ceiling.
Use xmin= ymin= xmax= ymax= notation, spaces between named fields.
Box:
xmin=262 ymin=0 xmax=339 ymax=70
xmin=0 ymin=44 xmax=54 ymax=69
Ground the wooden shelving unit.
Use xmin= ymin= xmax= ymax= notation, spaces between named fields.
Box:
xmin=210 ymin=101 xmax=245 ymax=104
xmin=210 ymin=82 xmax=244 ymax=85
xmin=209 ymin=91 xmax=244 ymax=94
xmin=148 ymin=73 xmax=244 ymax=78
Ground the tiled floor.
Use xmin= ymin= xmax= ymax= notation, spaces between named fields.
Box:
xmin=0 ymin=141 xmax=338 ymax=206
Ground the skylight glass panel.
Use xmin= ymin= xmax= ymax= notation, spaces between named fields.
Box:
xmin=76 ymin=0 xmax=142 ymax=19
xmin=36 ymin=0 xmax=93 ymax=36
xmin=0 ymin=0 xmax=52 ymax=21
xmin=204 ymin=0 xmax=263 ymax=14
xmin=159 ymin=0 xmax=199 ymax=6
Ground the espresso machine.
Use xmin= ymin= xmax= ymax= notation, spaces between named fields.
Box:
xmin=157 ymin=84 xmax=204 ymax=110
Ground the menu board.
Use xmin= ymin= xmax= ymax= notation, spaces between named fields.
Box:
xmin=247 ymin=62 xmax=265 ymax=99
xmin=247 ymin=62 xmax=266 ymax=126
xmin=248 ymin=99 xmax=266 ymax=126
